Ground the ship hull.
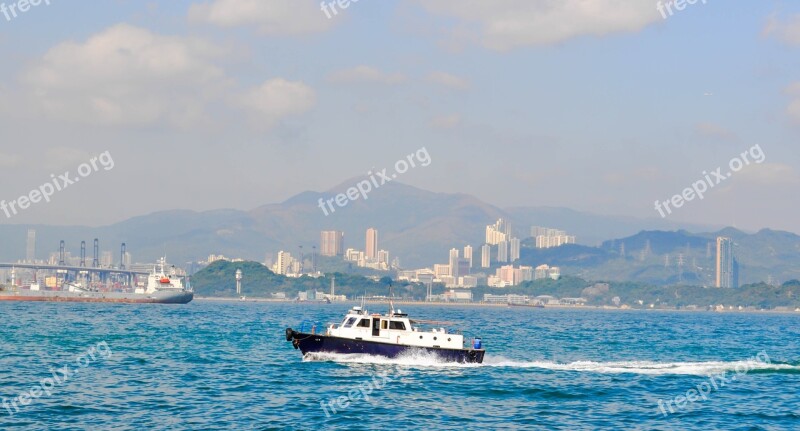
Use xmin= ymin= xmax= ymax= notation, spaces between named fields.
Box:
xmin=286 ymin=329 xmax=485 ymax=364
xmin=0 ymin=290 xmax=193 ymax=304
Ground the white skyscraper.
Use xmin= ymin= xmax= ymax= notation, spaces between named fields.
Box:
xmin=716 ymin=237 xmax=736 ymax=288
xmin=510 ymin=237 xmax=520 ymax=261
xmin=449 ymin=248 xmax=460 ymax=278
xmin=497 ymin=240 xmax=509 ymax=263
xmin=486 ymin=219 xmax=511 ymax=245
xmin=366 ymin=228 xmax=378 ymax=260
xmin=481 ymin=244 xmax=491 ymax=268
xmin=463 ymin=245 xmax=473 ymax=268
xmin=274 ymin=251 xmax=294 ymax=275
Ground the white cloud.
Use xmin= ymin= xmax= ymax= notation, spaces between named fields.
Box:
xmin=416 ymin=0 xmax=660 ymax=51
xmin=189 ymin=0 xmax=333 ymax=35
xmin=426 ymin=71 xmax=470 ymax=90
xmin=763 ymin=14 xmax=800 ymax=45
xmin=21 ymin=24 xmax=229 ymax=128
xmin=238 ymin=78 xmax=316 ymax=125
xmin=327 ymin=66 xmax=407 ymax=85
xmin=14 ymin=24 xmax=316 ymax=130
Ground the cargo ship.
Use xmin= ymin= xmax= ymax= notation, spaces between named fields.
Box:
xmin=0 ymin=258 xmax=193 ymax=304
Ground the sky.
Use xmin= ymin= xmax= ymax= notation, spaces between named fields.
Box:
xmin=0 ymin=0 xmax=799 ymax=234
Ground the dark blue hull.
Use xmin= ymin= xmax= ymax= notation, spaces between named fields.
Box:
xmin=286 ymin=329 xmax=485 ymax=364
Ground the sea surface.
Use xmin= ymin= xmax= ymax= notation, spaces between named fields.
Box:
xmin=0 ymin=301 xmax=798 ymax=430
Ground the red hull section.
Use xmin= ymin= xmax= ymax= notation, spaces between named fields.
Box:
xmin=0 ymin=296 xmax=178 ymax=303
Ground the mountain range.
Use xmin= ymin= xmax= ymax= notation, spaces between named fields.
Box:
xmin=0 ymin=181 xmax=794 ymax=281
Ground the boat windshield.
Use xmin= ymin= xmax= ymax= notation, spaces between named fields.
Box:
xmin=342 ymin=317 xmax=358 ymax=328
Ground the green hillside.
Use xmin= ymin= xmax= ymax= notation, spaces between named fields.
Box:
xmin=190 ymin=260 xmax=434 ymax=299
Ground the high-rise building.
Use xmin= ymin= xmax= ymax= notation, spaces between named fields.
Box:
xmin=498 ymin=265 xmax=515 ymax=284
xmin=274 ymin=251 xmax=294 ymax=275
xmin=497 ymin=240 xmax=509 ymax=263
xmin=449 ymin=248 xmax=460 ymax=278
xmin=486 ymin=219 xmax=511 ymax=245
xmin=463 ymin=245 xmax=473 ymax=268
xmin=457 ymin=258 xmax=471 ymax=279
xmin=320 ymin=231 xmax=344 ymax=256
xmin=514 ymin=266 xmax=533 ymax=284
xmin=715 ymin=237 xmax=736 ymax=288
xmin=26 ymin=229 xmax=36 ymax=262
xmin=378 ymin=250 xmax=390 ymax=266
xmin=510 ymin=238 xmax=520 ymax=261
xmin=366 ymin=228 xmax=378 ymax=259
xmin=481 ymin=244 xmax=491 ymax=268
xmin=535 ymin=233 xmax=576 ymax=248
xmin=433 ymin=264 xmax=451 ymax=278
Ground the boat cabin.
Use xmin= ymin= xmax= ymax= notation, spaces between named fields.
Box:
xmin=327 ymin=306 xmax=465 ymax=350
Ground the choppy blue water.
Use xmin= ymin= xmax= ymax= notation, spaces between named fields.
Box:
xmin=1 ymin=301 xmax=798 ymax=430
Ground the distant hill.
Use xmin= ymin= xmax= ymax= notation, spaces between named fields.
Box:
xmin=0 ymin=181 xmax=726 ymax=270
xmin=574 ymin=228 xmax=800 ymax=285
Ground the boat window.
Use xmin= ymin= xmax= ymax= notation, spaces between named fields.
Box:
xmin=381 ymin=320 xmax=388 ymax=330
xmin=343 ymin=317 xmax=358 ymax=328
xmin=389 ymin=321 xmax=406 ymax=330
xmin=357 ymin=318 xmax=371 ymax=328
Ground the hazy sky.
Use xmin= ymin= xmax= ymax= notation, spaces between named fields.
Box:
xmin=0 ymin=0 xmax=798 ymax=234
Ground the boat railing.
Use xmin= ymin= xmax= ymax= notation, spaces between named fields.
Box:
xmin=299 ymin=320 xmax=325 ymax=334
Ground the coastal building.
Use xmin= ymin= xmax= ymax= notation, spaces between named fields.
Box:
xmin=497 ymin=240 xmax=509 ymax=263
xmin=457 ymin=258 xmax=471 ymax=278
xmin=433 ymin=264 xmax=451 ymax=278
xmin=497 ymin=265 xmax=515 ymax=285
xmin=487 ymin=275 xmax=511 ymax=288
xmin=208 ymin=254 xmax=229 ymax=264
xmin=449 ymin=248 xmax=460 ymax=277
xmin=481 ymin=244 xmax=491 ymax=268
xmin=532 ymin=225 xmax=576 ymax=249
xmin=514 ymin=266 xmax=533 ymax=284
xmin=486 ymin=219 xmax=511 ymax=245
xmin=365 ymin=228 xmax=378 ymax=259
xmin=442 ymin=289 xmax=473 ymax=302
xmin=320 ymin=230 xmax=344 ymax=256
xmin=274 ymin=251 xmax=294 ymax=275
xmin=715 ymin=237 xmax=737 ymax=288
xmin=460 ymin=275 xmax=479 ymax=288
xmin=464 ymin=245 xmax=473 ymax=268
xmin=510 ymin=237 xmax=520 ymax=261
xmin=378 ymin=250 xmax=390 ymax=267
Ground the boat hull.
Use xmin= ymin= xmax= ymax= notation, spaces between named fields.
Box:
xmin=286 ymin=329 xmax=485 ymax=364
xmin=0 ymin=290 xmax=193 ymax=304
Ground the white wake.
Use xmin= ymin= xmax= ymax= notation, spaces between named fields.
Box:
xmin=303 ymin=352 xmax=800 ymax=375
